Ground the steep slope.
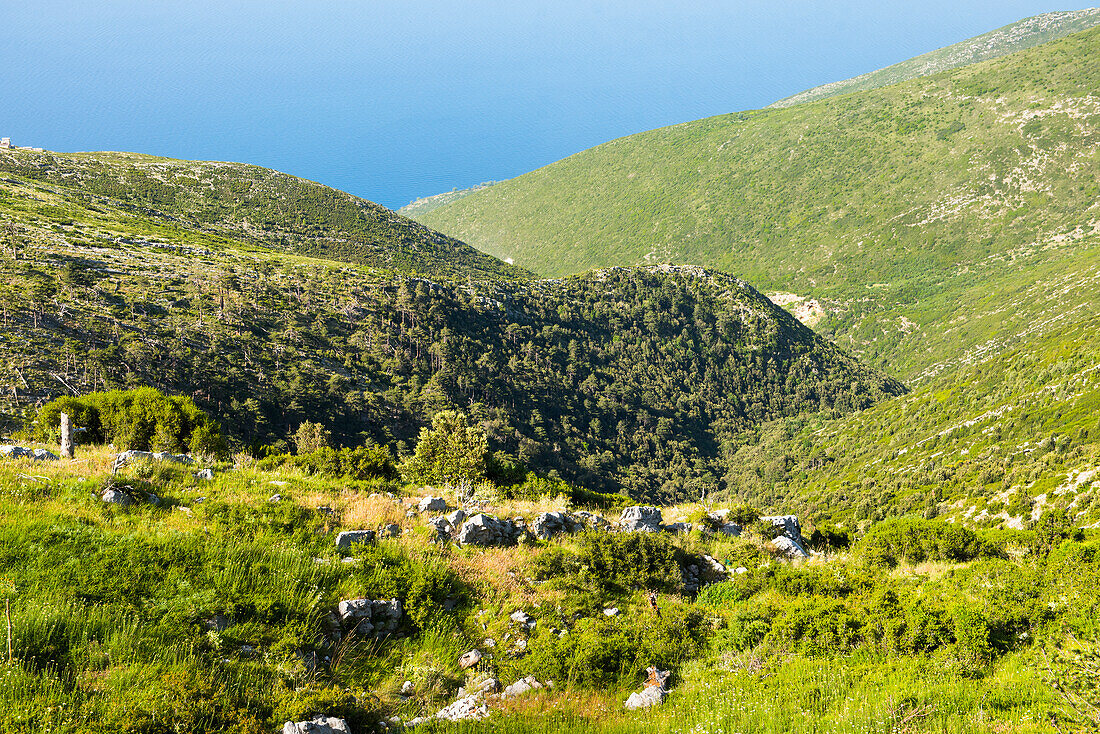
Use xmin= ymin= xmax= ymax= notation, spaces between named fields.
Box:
xmin=0 ymin=148 xmax=529 ymax=280
xmin=0 ymin=171 xmax=901 ymax=500
xmin=769 ymin=8 xmax=1100 ymax=108
xmin=416 ymin=25 xmax=1100 ymax=377
xmin=735 ymin=313 xmax=1100 ymax=530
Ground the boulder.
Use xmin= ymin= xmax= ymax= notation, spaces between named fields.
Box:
xmin=194 ymin=468 xmax=215 ymax=480
xmin=761 ymin=514 xmax=804 ymax=543
xmin=380 ymin=523 xmax=402 ymax=538
xmin=456 ymin=513 xmax=522 ymax=547
xmin=418 ymin=496 xmax=448 ymax=513
xmin=426 ymin=515 xmax=454 ymax=541
xmin=664 ymin=522 xmax=692 ymax=533
xmin=624 ymin=667 xmax=670 ymax=710
xmin=335 ymin=530 xmax=375 ymax=548
xmin=101 ymin=489 xmax=132 ymax=506
xmin=459 ymin=649 xmax=482 ymax=669
xmin=772 ymin=534 xmax=811 ymax=559
xmin=446 ymin=509 xmax=467 ymax=527
xmin=282 ymin=716 xmax=351 ymax=734
xmin=619 ymin=506 xmax=662 ymax=532
xmin=502 ymin=676 xmax=543 ymax=699
xmin=113 ymin=450 xmax=193 ymax=470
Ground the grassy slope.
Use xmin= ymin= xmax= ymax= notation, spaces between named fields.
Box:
xmin=417 ymin=25 xmax=1100 ymax=377
xmin=0 ymin=149 xmax=529 ymax=281
xmin=768 ymin=8 xmax=1100 ymax=108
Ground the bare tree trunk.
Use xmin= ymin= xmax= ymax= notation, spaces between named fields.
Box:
xmin=60 ymin=412 xmax=74 ymax=459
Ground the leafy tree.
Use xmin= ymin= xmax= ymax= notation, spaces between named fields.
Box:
xmin=292 ymin=421 xmax=331 ymax=455
xmin=401 ymin=410 xmax=488 ymax=487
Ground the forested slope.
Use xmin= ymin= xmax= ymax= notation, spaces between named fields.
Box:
xmin=0 ymin=171 xmax=901 ymax=501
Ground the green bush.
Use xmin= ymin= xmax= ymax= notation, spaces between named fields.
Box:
xmin=767 ymin=597 xmax=862 ymax=655
xmin=534 ymin=530 xmax=685 ymax=595
xmin=32 ymin=387 xmax=224 ymax=455
xmin=855 ymin=517 xmax=983 ymax=568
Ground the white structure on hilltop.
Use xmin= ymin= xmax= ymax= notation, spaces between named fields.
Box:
xmin=0 ymin=138 xmax=11 ymax=149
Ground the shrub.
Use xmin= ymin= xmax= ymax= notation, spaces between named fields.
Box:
xmin=533 ymin=530 xmax=685 ymax=595
xmin=32 ymin=387 xmax=224 ymax=455
xmin=767 ymin=597 xmax=862 ymax=655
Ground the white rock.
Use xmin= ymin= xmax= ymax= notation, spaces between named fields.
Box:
xmin=282 ymin=715 xmax=351 ymax=734
xmin=459 ymin=649 xmax=482 ymax=669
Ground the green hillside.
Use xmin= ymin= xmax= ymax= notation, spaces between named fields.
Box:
xmin=0 ymin=149 xmax=528 ymax=281
xmin=416 ymin=25 xmax=1100 ymax=377
xmin=769 ymin=8 xmax=1100 ymax=108
xmin=0 ymin=169 xmax=901 ymax=500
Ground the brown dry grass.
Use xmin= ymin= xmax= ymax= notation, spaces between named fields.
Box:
xmin=448 ymin=545 xmax=539 ymax=600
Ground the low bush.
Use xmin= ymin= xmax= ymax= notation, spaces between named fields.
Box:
xmin=855 ymin=517 xmax=985 ymax=567
xmin=533 ymin=530 xmax=685 ymax=595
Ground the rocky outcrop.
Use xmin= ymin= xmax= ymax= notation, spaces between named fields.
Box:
xmin=619 ymin=506 xmax=662 ymax=532
xmin=282 ymin=716 xmax=350 ymax=734
xmin=456 ymin=513 xmax=524 ymax=547
xmin=434 ymin=695 xmax=489 ymax=722
xmin=762 ymin=515 xmax=810 ymax=558
xmin=624 ymin=667 xmax=670 ymax=710
xmin=574 ymin=511 xmax=610 ymax=530
xmin=336 ymin=598 xmax=402 ymax=638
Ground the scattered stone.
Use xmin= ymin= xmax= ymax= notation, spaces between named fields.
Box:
xmin=194 ymin=468 xmax=214 ymax=480
xmin=418 ymin=496 xmax=448 ymax=513
xmin=435 ymin=695 xmax=489 ymax=722
xmin=401 ymin=680 xmax=415 ymax=696
xmin=380 ymin=523 xmax=402 ymax=538
xmin=603 ymin=607 xmax=620 ymax=617
xmin=282 ymin=716 xmax=351 ymax=734
xmin=735 ymin=566 xmax=748 ymax=574
xmin=624 ymin=667 xmax=671 ymax=710
xmin=202 ymin=614 xmax=232 ymax=632
xmin=510 ymin=610 xmax=536 ymax=630
xmin=446 ymin=508 xmax=467 ymax=527
xmin=335 ymin=530 xmax=375 ymax=548
xmin=269 ymin=494 xmax=283 ymax=503
xmin=113 ymin=450 xmax=193 ymax=469
xmin=426 ymin=515 xmax=454 ymax=541
xmin=269 ymin=480 xmax=288 ymax=487
xmin=459 ymin=649 xmax=482 ymax=669
xmin=664 ymin=522 xmax=692 ymax=533
xmin=574 ymin=510 xmax=611 ymax=530
xmin=502 ymin=676 xmax=543 ymax=699
xmin=702 ymin=554 xmax=727 ymax=575
xmin=619 ymin=506 xmax=662 ymax=532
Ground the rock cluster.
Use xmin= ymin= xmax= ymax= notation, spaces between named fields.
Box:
xmin=0 ymin=446 xmax=59 ymax=461
xmin=502 ymin=676 xmax=544 ymax=699
xmin=336 ymin=598 xmax=402 ymax=638
xmin=455 ymin=513 xmax=525 ymax=547
xmin=282 ymin=716 xmax=350 ymax=734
